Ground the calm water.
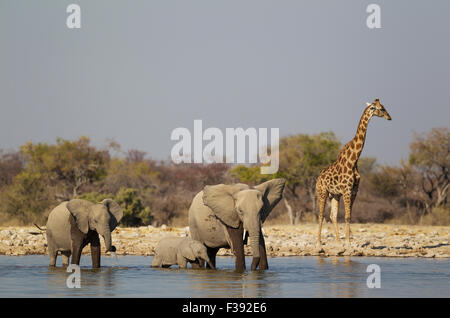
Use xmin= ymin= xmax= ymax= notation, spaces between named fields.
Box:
xmin=0 ymin=255 xmax=449 ymax=297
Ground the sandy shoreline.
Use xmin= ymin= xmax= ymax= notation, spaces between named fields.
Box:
xmin=0 ymin=223 xmax=449 ymax=258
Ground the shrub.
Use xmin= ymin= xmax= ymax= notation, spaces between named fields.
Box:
xmin=114 ymin=188 xmax=152 ymax=227
xmin=1 ymin=171 xmax=55 ymax=225
xmin=420 ymin=207 xmax=450 ymax=226
xmin=76 ymin=191 xmax=113 ymax=203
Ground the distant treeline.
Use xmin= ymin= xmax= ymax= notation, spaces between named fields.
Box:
xmin=0 ymin=127 xmax=448 ymax=227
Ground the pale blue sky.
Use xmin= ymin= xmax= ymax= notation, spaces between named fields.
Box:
xmin=1 ymin=0 xmax=449 ymax=165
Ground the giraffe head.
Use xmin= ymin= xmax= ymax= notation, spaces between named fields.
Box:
xmin=366 ymin=99 xmax=392 ymax=120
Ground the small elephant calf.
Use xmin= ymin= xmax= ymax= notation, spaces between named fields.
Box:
xmin=151 ymin=237 xmax=215 ymax=269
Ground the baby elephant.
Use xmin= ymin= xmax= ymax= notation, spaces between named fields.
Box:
xmin=151 ymin=237 xmax=215 ymax=269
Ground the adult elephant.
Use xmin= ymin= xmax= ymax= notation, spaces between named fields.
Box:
xmin=189 ymin=178 xmax=286 ymax=271
xmin=45 ymin=198 xmax=123 ymax=268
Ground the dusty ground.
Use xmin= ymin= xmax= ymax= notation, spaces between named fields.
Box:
xmin=0 ymin=223 xmax=449 ymax=258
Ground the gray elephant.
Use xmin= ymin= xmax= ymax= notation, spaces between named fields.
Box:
xmin=45 ymin=198 xmax=123 ymax=268
xmin=151 ymin=237 xmax=215 ymax=269
xmin=189 ymin=178 xmax=286 ymax=271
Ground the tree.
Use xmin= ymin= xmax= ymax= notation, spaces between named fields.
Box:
xmin=115 ymin=188 xmax=152 ymax=226
xmin=367 ymin=165 xmax=401 ymax=199
xmin=367 ymin=160 xmax=438 ymax=223
xmin=229 ymin=165 xmax=274 ymax=184
xmin=278 ymin=132 xmax=340 ymax=198
xmin=100 ymin=157 xmax=160 ymax=194
xmin=20 ymin=137 xmax=110 ymax=199
xmin=358 ymin=157 xmax=377 ymax=175
xmin=2 ymin=171 xmax=55 ymax=224
xmin=277 ymin=132 xmax=341 ymax=220
xmin=410 ymin=127 xmax=449 ymax=209
xmin=0 ymin=150 xmax=24 ymax=187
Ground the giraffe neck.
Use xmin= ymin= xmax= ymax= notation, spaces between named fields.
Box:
xmin=346 ymin=108 xmax=373 ymax=166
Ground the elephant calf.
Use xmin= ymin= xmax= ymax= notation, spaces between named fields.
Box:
xmin=45 ymin=198 xmax=123 ymax=268
xmin=151 ymin=237 xmax=215 ymax=269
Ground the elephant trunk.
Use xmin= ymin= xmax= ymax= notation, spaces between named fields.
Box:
xmin=204 ymin=257 xmax=216 ymax=270
xmin=245 ymin=219 xmax=262 ymax=270
xmin=98 ymin=226 xmax=115 ymax=253
xmin=248 ymin=227 xmax=261 ymax=259
xmin=201 ymin=251 xmax=216 ymax=270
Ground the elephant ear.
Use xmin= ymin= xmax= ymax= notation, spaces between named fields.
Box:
xmin=254 ymin=178 xmax=286 ymax=223
xmin=202 ymin=183 xmax=249 ymax=228
xmin=66 ymin=199 xmax=94 ymax=234
xmin=179 ymin=239 xmax=197 ymax=261
xmin=101 ymin=199 xmax=123 ymax=230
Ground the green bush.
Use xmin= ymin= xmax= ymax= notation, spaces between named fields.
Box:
xmin=115 ymin=188 xmax=152 ymax=227
xmin=76 ymin=191 xmax=113 ymax=203
xmin=1 ymin=171 xmax=55 ymax=225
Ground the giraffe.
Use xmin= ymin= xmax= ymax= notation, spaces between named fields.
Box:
xmin=316 ymin=98 xmax=392 ymax=246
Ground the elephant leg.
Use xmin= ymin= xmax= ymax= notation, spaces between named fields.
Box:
xmin=70 ymin=232 xmax=86 ymax=266
xmin=69 ymin=218 xmax=87 ymax=265
xmin=206 ymin=247 xmax=219 ymax=269
xmin=61 ymin=251 xmax=71 ymax=267
xmin=151 ymin=255 xmax=162 ymax=268
xmin=46 ymin=231 xmax=57 ymax=267
xmin=226 ymin=222 xmax=245 ymax=272
xmin=251 ymin=256 xmax=260 ymax=271
xmin=197 ymin=258 xmax=205 ymax=268
xmin=71 ymin=242 xmax=83 ymax=265
xmin=177 ymin=253 xmax=188 ymax=269
xmin=48 ymin=248 xmax=57 ymax=267
xmin=179 ymin=263 xmax=188 ymax=269
xmin=258 ymin=233 xmax=268 ymax=270
xmin=190 ymin=260 xmax=202 ymax=269
xmin=90 ymin=232 xmax=101 ymax=269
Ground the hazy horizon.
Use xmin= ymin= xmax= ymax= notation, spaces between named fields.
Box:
xmin=1 ymin=1 xmax=449 ymax=165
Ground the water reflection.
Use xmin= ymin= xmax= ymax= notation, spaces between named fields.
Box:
xmin=315 ymin=256 xmax=369 ymax=297
xmin=185 ymin=269 xmax=280 ymax=298
xmin=1 ymin=255 xmax=449 ymax=297
xmin=46 ymin=266 xmax=125 ymax=297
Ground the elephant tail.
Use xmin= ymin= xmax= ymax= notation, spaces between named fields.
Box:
xmin=33 ymin=223 xmax=46 ymax=232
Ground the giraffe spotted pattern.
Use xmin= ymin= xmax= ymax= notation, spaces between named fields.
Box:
xmin=316 ymin=99 xmax=392 ymax=246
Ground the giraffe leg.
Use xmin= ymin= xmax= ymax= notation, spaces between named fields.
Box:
xmin=343 ymin=192 xmax=352 ymax=246
xmin=351 ymin=185 xmax=359 ymax=210
xmin=330 ymin=197 xmax=341 ymax=243
xmin=316 ymin=187 xmax=327 ymax=246
xmin=349 ymin=180 xmax=359 ymax=237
